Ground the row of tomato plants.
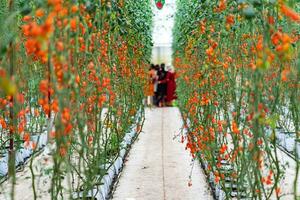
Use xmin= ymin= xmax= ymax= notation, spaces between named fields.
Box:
xmin=174 ymin=0 xmax=299 ymax=199
xmin=0 ymin=0 xmax=152 ymax=199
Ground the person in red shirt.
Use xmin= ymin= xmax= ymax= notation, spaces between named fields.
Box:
xmin=158 ymin=65 xmax=177 ymax=106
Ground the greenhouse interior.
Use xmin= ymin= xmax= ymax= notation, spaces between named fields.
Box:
xmin=0 ymin=0 xmax=299 ymax=199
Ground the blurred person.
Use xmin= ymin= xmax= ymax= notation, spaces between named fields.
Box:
xmin=152 ymin=64 xmax=160 ymax=105
xmin=165 ymin=66 xmax=177 ymax=106
xmin=146 ymin=64 xmax=157 ymax=105
xmin=156 ymin=63 xmax=167 ymax=107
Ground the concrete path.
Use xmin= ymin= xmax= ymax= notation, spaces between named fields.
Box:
xmin=112 ymin=108 xmax=213 ymax=200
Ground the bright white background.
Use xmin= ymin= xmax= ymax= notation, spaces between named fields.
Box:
xmin=151 ymin=0 xmax=176 ymax=65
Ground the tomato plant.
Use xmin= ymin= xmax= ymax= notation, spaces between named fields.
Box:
xmin=174 ymin=0 xmax=299 ymax=199
xmin=0 ymin=0 xmax=152 ymax=199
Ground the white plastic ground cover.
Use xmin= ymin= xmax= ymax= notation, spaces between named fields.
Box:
xmin=0 ymin=154 xmax=8 ymax=176
xmin=273 ymin=127 xmax=298 ymax=156
xmin=284 ymin=133 xmax=296 ymax=153
xmin=0 ymin=115 xmax=54 ymax=177
xmin=72 ymin=116 xmax=141 ymax=200
xmin=0 ymin=131 xmax=48 ymax=177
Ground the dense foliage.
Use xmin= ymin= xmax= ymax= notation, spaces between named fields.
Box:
xmin=0 ymin=0 xmax=152 ymax=199
xmin=174 ymin=0 xmax=299 ymax=199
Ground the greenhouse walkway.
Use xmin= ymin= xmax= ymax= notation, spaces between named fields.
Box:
xmin=112 ymin=108 xmax=213 ymax=200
